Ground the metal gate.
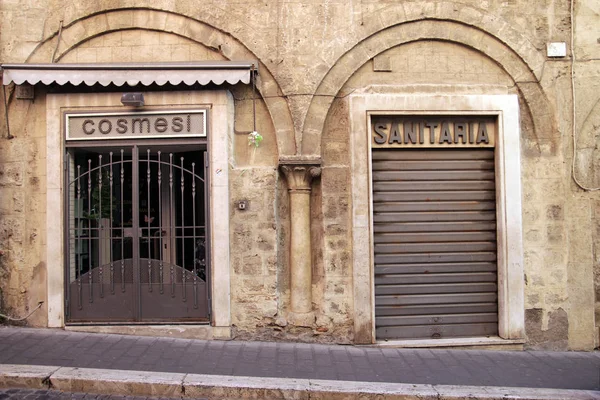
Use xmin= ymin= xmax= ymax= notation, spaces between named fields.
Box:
xmin=65 ymin=145 xmax=210 ymax=323
xmin=373 ymin=149 xmax=498 ymax=339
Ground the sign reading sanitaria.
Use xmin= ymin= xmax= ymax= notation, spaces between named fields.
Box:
xmin=66 ymin=110 xmax=206 ymax=141
xmin=371 ymin=115 xmax=496 ymax=148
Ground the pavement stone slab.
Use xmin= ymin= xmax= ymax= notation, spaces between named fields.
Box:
xmin=0 ymin=365 xmax=60 ymax=389
xmin=183 ymin=374 xmax=309 ymax=399
xmin=50 ymin=367 xmax=185 ymax=398
xmin=0 ymin=388 xmax=203 ymax=399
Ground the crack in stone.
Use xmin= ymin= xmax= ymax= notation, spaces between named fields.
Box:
xmin=41 ymin=373 xmax=53 ymax=389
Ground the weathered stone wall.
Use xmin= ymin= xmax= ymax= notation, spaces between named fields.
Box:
xmin=0 ymin=88 xmax=48 ymax=327
xmin=0 ymin=0 xmax=599 ymax=349
xmin=317 ymin=96 xmax=354 ymax=343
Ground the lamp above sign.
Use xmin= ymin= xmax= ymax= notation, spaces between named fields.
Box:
xmin=66 ymin=110 xmax=206 ymax=141
xmin=371 ymin=115 xmax=496 ymax=148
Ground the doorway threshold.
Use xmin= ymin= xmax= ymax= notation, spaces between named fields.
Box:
xmin=65 ymin=324 xmax=231 ymax=340
xmin=370 ymin=336 xmax=525 ymax=350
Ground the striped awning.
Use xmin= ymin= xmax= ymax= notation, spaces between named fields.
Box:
xmin=1 ymin=62 xmax=255 ymax=87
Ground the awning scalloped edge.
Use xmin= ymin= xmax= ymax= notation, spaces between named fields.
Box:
xmin=1 ymin=62 xmax=255 ymax=87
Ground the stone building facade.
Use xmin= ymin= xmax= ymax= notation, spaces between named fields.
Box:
xmin=0 ymin=0 xmax=599 ymax=351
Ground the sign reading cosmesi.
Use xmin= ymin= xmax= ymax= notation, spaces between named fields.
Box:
xmin=66 ymin=110 xmax=206 ymax=141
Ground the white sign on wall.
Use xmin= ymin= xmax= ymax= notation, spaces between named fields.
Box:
xmin=66 ymin=110 xmax=206 ymax=141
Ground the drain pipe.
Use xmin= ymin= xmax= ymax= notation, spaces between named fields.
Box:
xmin=570 ymin=0 xmax=599 ymax=191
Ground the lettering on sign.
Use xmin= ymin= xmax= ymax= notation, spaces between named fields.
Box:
xmin=371 ymin=116 xmax=496 ymax=148
xmin=66 ymin=110 xmax=206 ymax=141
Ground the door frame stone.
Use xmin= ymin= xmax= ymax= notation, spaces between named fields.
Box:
xmin=46 ymin=90 xmax=233 ymax=339
xmin=348 ymin=92 xmax=525 ymax=344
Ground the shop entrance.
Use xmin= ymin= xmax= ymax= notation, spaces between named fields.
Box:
xmin=65 ymin=144 xmax=209 ymax=323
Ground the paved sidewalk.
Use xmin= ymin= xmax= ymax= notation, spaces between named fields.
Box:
xmin=0 ymin=326 xmax=599 ymax=398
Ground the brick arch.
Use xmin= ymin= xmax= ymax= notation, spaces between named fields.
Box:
xmin=302 ymin=18 xmax=553 ymax=155
xmin=24 ymin=8 xmax=296 ymax=156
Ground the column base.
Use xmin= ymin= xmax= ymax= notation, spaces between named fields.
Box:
xmin=288 ymin=311 xmax=315 ymax=327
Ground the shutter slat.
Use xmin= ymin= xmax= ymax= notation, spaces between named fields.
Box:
xmin=376 ymin=323 xmax=498 ymax=339
xmin=375 ymin=242 xmax=497 ymax=253
xmin=374 ymin=201 xmax=496 ymax=212
xmin=376 ymin=313 xmax=499 ymax=326
xmin=374 ymin=272 xmax=498 ymax=285
xmin=373 ymin=180 xmax=495 ymax=191
xmin=373 ymin=221 xmax=496 ymax=233
xmin=373 ymin=191 xmax=496 ymax=202
xmin=373 ymin=211 xmax=496 ymax=223
xmin=375 ymin=292 xmax=498 ymax=306
xmin=375 ymin=252 xmax=497 ymax=264
xmin=375 ymin=282 xmax=498 ymax=295
xmin=372 ymin=149 xmax=494 ymax=161
xmin=372 ymin=160 xmax=495 ymax=171
xmin=374 ymin=232 xmax=497 ymax=243
xmin=376 ymin=262 xmax=497 ymax=274
xmin=376 ymin=303 xmax=498 ymax=316
xmin=373 ymin=170 xmax=495 ymax=181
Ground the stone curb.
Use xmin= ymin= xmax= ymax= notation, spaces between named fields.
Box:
xmin=1 ymin=364 xmax=599 ymax=400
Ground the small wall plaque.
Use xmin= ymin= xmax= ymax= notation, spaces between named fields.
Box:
xmin=547 ymin=42 xmax=567 ymax=58
xmin=15 ymin=84 xmax=34 ymax=100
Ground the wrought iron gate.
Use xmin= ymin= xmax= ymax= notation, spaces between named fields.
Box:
xmin=65 ymin=145 xmax=210 ymax=323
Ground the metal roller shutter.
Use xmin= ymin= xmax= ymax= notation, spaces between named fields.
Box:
xmin=373 ymin=149 xmax=498 ymax=340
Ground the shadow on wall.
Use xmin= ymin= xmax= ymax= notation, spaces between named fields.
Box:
xmin=525 ymin=308 xmax=569 ymax=351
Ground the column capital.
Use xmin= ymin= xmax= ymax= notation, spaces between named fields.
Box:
xmin=279 ymin=157 xmax=322 ymax=191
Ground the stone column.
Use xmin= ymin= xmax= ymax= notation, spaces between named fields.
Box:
xmin=280 ymin=158 xmax=321 ymax=326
